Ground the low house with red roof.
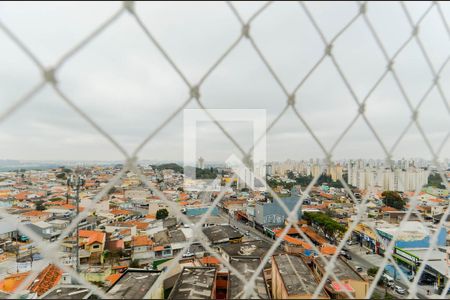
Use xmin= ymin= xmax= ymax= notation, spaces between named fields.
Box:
xmin=106 ymin=273 xmax=122 ymax=286
xmin=28 ymin=264 xmax=62 ymax=296
xmin=79 ymin=230 xmax=106 ymax=264
xmin=20 ymin=210 xmax=51 ymax=223
xmin=0 ymin=272 xmax=30 ymax=294
xmin=110 ymin=209 xmax=133 ymax=222
xmin=131 ymin=235 xmax=154 ymax=263
xmin=14 ymin=191 xmax=30 ymax=201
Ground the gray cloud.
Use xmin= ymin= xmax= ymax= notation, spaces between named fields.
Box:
xmin=0 ymin=1 xmax=448 ymax=162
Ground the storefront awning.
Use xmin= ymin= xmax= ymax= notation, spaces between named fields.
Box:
xmin=393 ymin=254 xmax=416 ymax=267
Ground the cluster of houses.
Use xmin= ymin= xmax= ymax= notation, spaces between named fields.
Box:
xmin=0 ymin=164 xmax=448 ymax=298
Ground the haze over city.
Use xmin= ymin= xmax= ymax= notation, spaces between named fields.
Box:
xmin=1 ymin=2 xmax=449 ymax=162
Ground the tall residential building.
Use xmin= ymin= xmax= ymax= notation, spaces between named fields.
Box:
xmin=311 ymin=164 xmax=321 ymax=178
xmin=346 ymin=161 xmax=428 ymax=192
xmin=198 ymin=157 xmax=205 ymax=170
xmin=328 ymin=164 xmax=343 ymax=181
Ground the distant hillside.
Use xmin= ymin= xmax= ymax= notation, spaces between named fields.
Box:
xmin=153 ymin=163 xmax=184 ymax=173
xmin=153 ymin=163 xmax=219 ymax=179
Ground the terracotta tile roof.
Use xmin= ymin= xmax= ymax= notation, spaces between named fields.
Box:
xmin=200 ymin=256 xmax=220 ymax=265
xmin=0 ymin=272 xmax=30 ymax=293
xmin=301 ymin=226 xmax=327 ymax=245
xmin=106 ymin=273 xmax=122 ymax=285
xmin=110 ymin=209 xmax=132 ymax=216
xmin=84 ymin=180 xmax=97 ymax=188
xmin=319 ymin=192 xmax=333 ymax=199
xmin=119 ymin=229 xmax=131 ymax=235
xmin=153 ymin=245 xmax=164 ymax=252
xmin=276 ymin=233 xmax=313 ymax=249
xmin=107 ymin=240 xmax=125 ymax=251
xmin=179 ymin=193 xmax=189 ymax=201
xmin=273 ymin=227 xmax=302 ymax=236
xmin=15 ymin=192 xmax=29 ymax=200
xmin=132 ymin=235 xmax=153 ymax=247
xmin=79 ymin=230 xmax=106 ymax=245
xmin=28 ymin=264 xmax=62 ymax=296
xmin=380 ymin=206 xmax=398 ymax=212
xmin=22 ymin=211 xmax=49 ymax=217
xmin=145 ymin=214 xmax=156 ymax=220
xmin=224 ymin=200 xmax=246 ymax=206
xmin=430 ymin=198 xmax=445 ymax=203
xmin=123 ymin=221 xmax=148 ymax=230
xmin=320 ymin=245 xmax=337 ymax=255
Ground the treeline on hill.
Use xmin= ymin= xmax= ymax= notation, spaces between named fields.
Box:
xmin=153 ymin=163 xmax=219 ymax=179
xmin=268 ymin=172 xmax=348 ymax=189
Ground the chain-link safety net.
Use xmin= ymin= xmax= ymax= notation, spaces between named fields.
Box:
xmin=0 ymin=1 xmax=449 ymax=299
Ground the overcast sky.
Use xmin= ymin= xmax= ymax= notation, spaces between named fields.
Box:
xmin=0 ymin=1 xmax=449 ymax=163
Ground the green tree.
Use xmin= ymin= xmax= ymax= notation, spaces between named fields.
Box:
xmin=35 ymin=200 xmax=46 ymax=211
xmin=56 ymin=172 xmax=66 ymax=180
xmin=302 ymin=212 xmax=346 ymax=239
xmin=382 ymin=191 xmax=405 ymax=210
xmin=427 ymin=173 xmax=446 ymax=189
xmin=156 ymin=208 xmax=169 ymax=220
xmin=48 ymin=197 xmax=63 ymax=202
xmin=287 ymin=171 xmax=296 ymax=180
xmin=367 ymin=266 xmax=379 ymax=277
xmin=107 ymin=187 xmax=117 ymax=195
xmin=129 ymin=260 xmax=140 ymax=268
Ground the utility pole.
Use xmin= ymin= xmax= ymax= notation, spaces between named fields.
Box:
xmin=384 ymin=278 xmax=388 ymax=298
xmin=15 ymin=233 xmax=18 ymax=273
xmin=67 ymin=174 xmax=85 ymax=273
xmin=66 ymin=179 xmax=70 ymax=204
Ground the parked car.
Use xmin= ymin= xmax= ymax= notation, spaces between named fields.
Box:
xmin=384 ymin=278 xmax=395 ymax=287
xmin=182 ymin=251 xmax=194 ymax=258
xmin=0 ymin=248 xmax=4 ymax=254
xmin=378 ymin=275 xmax=393 ymax=287
xmin=32 ymin=253 xmax=43 ymax=261
xmin=340 ymin=251 xmax=352 ymax=260
xmin=355 ymin=266 xmax=363 ymax=272
xmin=346 ymin=239 xmax=358 ymax=246
xmin=394 ymin=285 xmax=406 ymax=295
xmin=13 ymin=235 xmax=29 ymax=243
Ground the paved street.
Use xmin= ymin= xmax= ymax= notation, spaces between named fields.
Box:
xmin=217 ymin=210 xmax=276 ymax=244
xmin=345 ymin=244 xmax=436 ymax=299
xmin=216 ymin=210 xmax=447 ymax=299
xmin=0 ymin=255 xmax=48 ymax=278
